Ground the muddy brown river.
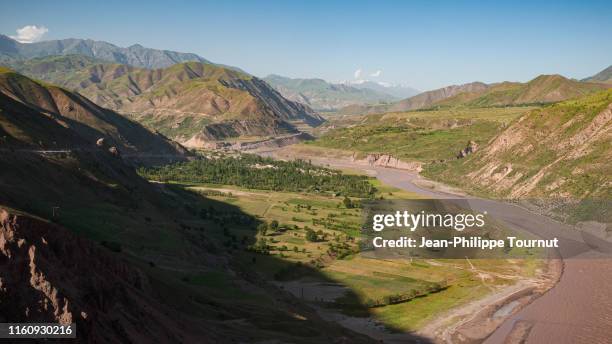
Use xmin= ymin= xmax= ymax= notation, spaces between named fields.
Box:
xmin=372 ymin=167 xmax=612 ymax=344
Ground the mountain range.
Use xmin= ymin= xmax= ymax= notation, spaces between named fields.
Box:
xmin=264 ymin=74 xmax=398 ymax=111
xmin=343 ymin=80 xmax=420 ymax=99
xmin=7 ymin=55 xmax=323 ymax=145
xmin=0 ymin=34 xmax=209 ymax=69
xmin=338 ymin=74 xmax=611 ymax=115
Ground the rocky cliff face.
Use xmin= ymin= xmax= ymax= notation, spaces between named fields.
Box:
xmin=0 ymin=209 xmax=212 ymax=342
xmin=353 ymin=153 xmax=422 ymax=172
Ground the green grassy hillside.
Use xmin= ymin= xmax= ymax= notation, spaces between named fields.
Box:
xmin=434 ymin=75 xmax=608 ymax=108
xmin=425 ymin=89 xmax=612 ymax=200
xmin=309 ymin=107 xmax=534 ymax=162
xmin=339 ymin=75 xmax=610 ymax=115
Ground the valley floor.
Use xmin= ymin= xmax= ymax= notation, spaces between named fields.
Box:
xmin=175 ymin=170 xmax=550 ymax=343
xmin=254 ymin=144 xmax=612 ymax=343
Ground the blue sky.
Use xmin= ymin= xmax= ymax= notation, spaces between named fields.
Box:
xmin=1 ymin=0 xmax=611 ymax=90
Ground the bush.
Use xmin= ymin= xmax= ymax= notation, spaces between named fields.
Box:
xmin=305 ymin=229 xmax=318 ymax=242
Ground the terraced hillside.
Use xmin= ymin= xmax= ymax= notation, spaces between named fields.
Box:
xmin=7 ymin=56 xmax=324 ymax=144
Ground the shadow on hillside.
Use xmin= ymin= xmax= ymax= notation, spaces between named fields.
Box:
xmin=0 ymin=145 xmax=434 ymax=342
xmin=167 ymin=184 xmax=435 ymax=343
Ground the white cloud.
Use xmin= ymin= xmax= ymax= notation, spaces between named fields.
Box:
xmin=354 ymin=68 xmax=362 ymax=79
xmin=10 ymin=25 xmax=48 ymax=43
xmin=370 ymin=70 xmax=382 ymax=77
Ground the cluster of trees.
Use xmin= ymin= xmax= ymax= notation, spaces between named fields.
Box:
xmin=138 ymin=154 xmax=376 ymax=197
xmin=326 ymin=242 xmax=353 ymax=259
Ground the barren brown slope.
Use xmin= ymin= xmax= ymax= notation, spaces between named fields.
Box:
xmin=0 ymin=68 xmax=188 ymax=164
xmin=0 ymin=209 xmax=220 ymax=343
xmin=390 ymin=82 xmax=490 ymax=111
xmin=337 ymin=82 xmax=489 ymax=115
xmin=9 ymin=57 xmax=324 ymax=144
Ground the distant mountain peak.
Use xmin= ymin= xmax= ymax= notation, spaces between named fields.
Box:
xmin=0 ymin=34 xmax=210 ymax=69
xmin=263 ymin=74 xmax=401 ymax=111
xmin=583 ymin=65 xmax=612 ymax=83
xmin=340 ymin=79 xmax=420 ymax=99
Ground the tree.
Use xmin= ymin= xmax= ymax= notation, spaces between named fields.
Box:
xmin=305 ymin=229 xmax=318 ymax=242
xmin=270 ymin=220 xmax=279 ymax=231
xmin=343 ymin=196 xmax=353 ymax=209
xmin=257 ymin=223 xmax=268 ymax=236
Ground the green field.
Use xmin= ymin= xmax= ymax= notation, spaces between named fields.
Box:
xmin=185 ymin=181 xmax=542 ymax=332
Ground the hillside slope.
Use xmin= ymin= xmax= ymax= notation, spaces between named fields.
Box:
xmin=264 ymin=74 xmax=397 ymax=111
xmin=0 ymin=68 xmax=187 ymax=164
xmin=0 ymin=71 xmax=371 ymax=342
xmin=391 ymin=82 xmax=489 ymax=111
xmin=8 ymin=57 xmax=324 ymax=144
xmin=425 ymin=89 xmax=612 ymax=199
xmin=0 ymin=34 xmax=209 ymax=69
xmin=434 ymin=75 xmax=608 ymax=108
xmin=340 ymin=75 xmax=610 ymax=115
xmin=0 ymin=208 xmax=220 ymax=342
xmin=583 ymin=65 xmax=612 ymax=83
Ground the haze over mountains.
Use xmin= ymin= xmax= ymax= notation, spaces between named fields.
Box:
xmin=264 ymin=74 xmax=398 ymax=111
xmin=344 ymin=79 xmax=420 ymax=99
xmin=264 ymin=75 xmax=422 ymax=111
xmin=0 ymin=23 xmax=611 ymax=344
